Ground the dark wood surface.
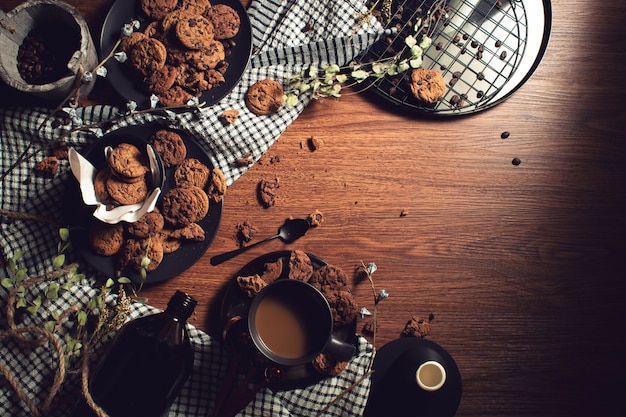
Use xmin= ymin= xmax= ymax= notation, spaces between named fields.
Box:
xmin=1 ymin=1 xmax=625 ymax=417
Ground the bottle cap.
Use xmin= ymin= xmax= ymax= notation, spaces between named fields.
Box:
xmin=167 ymin=290 xmax=198 ymax=320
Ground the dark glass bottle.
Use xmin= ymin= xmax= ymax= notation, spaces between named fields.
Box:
xmin=70 ymin=290 xmax=197 ymax=417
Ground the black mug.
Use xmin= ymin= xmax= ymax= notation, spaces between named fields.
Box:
xmin=247 ymin=279 xmax=356 ymax=366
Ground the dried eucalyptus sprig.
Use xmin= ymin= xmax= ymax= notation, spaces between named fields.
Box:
xmin=284 ymin=0 xmax=448 ymax=104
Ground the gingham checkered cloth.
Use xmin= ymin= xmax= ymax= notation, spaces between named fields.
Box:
xmin=1 ymin=1 xmax=382 ymax=416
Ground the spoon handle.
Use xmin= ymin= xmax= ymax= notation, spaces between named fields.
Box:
xmin=210 ymin=234 xmax=279 ymax=266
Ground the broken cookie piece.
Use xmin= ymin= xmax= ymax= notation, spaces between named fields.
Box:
xmin=257 ymin=178 xmax=279 ymax=208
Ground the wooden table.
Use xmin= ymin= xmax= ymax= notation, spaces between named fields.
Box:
xmin=1 ymin=1 xmax=625 ymax=417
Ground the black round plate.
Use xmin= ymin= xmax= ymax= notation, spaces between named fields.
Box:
xmin=64 ymin=123 xmax=223 ymax=284
xmin=99 ymin=0 xmax=252 ymax=108
xmin=220 ymin=251 xmax=358 ymax=391
xmin=363 ymin=337 xmax=462 ymax=417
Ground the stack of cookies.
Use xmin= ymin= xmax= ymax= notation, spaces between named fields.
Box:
xmin=89 ymin=128 xmax=228 ymax=277
xmin=95 ymin=143 xmax=152 ymax=207
xmin=120 ymin=0 xmax=242 ymax=106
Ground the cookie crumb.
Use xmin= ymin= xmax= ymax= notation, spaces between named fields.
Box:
xmin=400 ymin=209 xmax=409 ymax=217
xmin=307 ymin=136 xmax=323 ymax=151
xmin=402 ymin=315 xmax=432 ymax=338
xmin=220 ymin=109 xmax=239 ymax=126
xmin=312 ymin=352 xmax=348 ymax=376
xmin=234 ymin=153 xmax=253 ymax=167
xmin=307 ymin=209 xmax=324 ymax=227
xmin=35 ymin=156 xmax=59 ymax=177
xmin=362 ymin=319 xmax=377 ymax=335
xmin=236 ymin=220 xmax=257 ymax=247
xmin=257 ymin=178 xmax=279 ymax=208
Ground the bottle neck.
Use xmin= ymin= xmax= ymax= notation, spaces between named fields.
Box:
xmin=164 ymin=290 xmax=197 ymax=322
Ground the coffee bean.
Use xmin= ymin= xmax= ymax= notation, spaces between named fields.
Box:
xmin=501 ymin=131 xmax=510 ymax=139
xmin=500 ymin=51 xmax=508 ymax=60
xmin=477 ymin=72 xmax=485 ymax=80
xmin=471 ymin=40 xmax=479 ymax=48
xmin=512 ymin=157 xmax=521 ymax=166
xmin=495 ymin=40 xmax=503 ymax=47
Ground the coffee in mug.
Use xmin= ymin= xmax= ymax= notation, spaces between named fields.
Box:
xmin=415 ymin=360 xmax=447 ymax=391
xmin=248 ymin=279 xmax=355 ymax=366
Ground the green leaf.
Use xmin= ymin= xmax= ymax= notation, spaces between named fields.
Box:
xmin=409 ymin=56 xmax=423 ymax=69
xmin=59 ymin=228 xmax=70 ymax=242
xmin=1 ymin=278 xmax=13 ymax=289
xmin=16 ymin=298 xmax=27 ymax=308
xmin=105 ymin=278 xmax=115 ymax=288
xmin=71 ymin=273 xmax=86 ymax=284
xmin=50 ymin=310 xmax=60 ymax=321
xmin=410 ymin=45 xmax=423 ymax=58
xmin=284 ymin=94 xmax=299 ymax=107
xmin=27 ymin=305 xmax=39 ymax=316
xmin=8 ymin=258 xmax=17 ymax=274
xmin=15 ymin=268 xmax=26 ymax=283
xmin=32 ymin=295 xmax=42 ymax=307
xmin=77 ymin=311 xmax=88 ymax=326
xmin=140 ymin=268 xmax=147 ymax=281
xmin=405 ymin=35 xmax=417 ymax=48
xmin=16 ymin=285 xmax=25 ymax=298
xmin=52 ymin=254 xmax=65 ymax=268
xmin=324 ymin=64 xmax=340 ymax=74
xmin=140 ymin=255 xmax=151 ymax=268
xmin=46 ymin=283 xmax=60 ymax=300
xmin=335 ymin=74 xmax=348 ymax=83
xmin=419 ymin=35 xmax=432 ymax=50
xmin=117 ymin=277 xmax=132 ymax=284
xmin=350 ymin=70 xmax=369 ymax=81
xmin=44 ymin=321 xmax=56 ymax=333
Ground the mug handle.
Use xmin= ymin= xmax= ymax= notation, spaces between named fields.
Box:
xmin=326 ymin=335 xmax=356 ymax=362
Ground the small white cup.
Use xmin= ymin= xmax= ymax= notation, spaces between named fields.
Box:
xmin=415 ymin=360 xmax=447 ymax=392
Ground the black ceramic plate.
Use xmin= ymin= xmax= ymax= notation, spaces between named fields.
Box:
xmin=65 ymin=123 xmax=223 ymax=284
xmin=99 ymin=0 xmax=252 ymax=108
xmin=363 ymin=337 xmax=462 ymax=417
xmin=220 ymin=251 xmax=358 ymax=391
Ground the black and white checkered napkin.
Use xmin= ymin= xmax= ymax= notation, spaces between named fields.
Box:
xmin=0 ymin=1 xmax=382 ymax=416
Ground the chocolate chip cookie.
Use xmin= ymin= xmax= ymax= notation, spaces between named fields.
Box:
xmin=141 ymin=0 xmax=178 ymax=20
xmin=127 ymin=209 xmax=165 ymax=238
xmin=205 ymin=4 xmax=241 ymax=40
xmin=107 ymin=143 xmax=149 ymax=180
xmin=128 ymin=37 xmax=167 ymax=77
xmin=149 ymin=129 xmax=187 ymax=168
xmin=161 ymin=187 xmax=200 ymax=227
xmin=175 ymin=15 xmax=215 ymax=50
xmin=173 ymin=157 xmax=210 ymax=188
xmin=409 ymin=68 xmax=446 ymax=104
xmin=89 ymin=221 xmax=125 ymax=256
xmin=106 ymin=174 xmax=148 ymax=206
xmin=245 ymin=79 xmax=284 ymax=116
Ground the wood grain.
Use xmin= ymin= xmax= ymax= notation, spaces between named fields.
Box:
xmin=1 ymin=1 xmax=625 ymax=417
